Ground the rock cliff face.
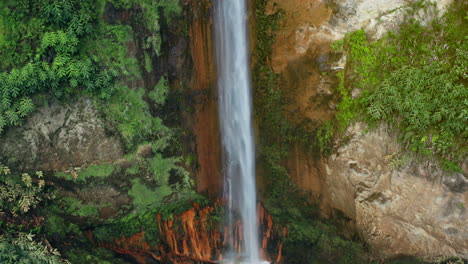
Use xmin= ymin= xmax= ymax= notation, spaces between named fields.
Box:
xmin=187 ymin=0 xmax=222 ymax=197
xmin=264 ymin=0 xmax=466 ymax=261
xmin=325 ymin=123 xmax=467 ymax=260
xmin=0 ymin=98 xmax=124 ymax=171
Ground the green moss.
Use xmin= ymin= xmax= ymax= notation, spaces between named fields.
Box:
xmin=98 ymin=85 xmax=172 ymax=150
xmin=128 ymin=178 xmax=172 ymax=212
xmin=125 ymin=163 xmax=140 ymax=175
xmin=54 ymin=172 xmax=75 ymax=181
xmin=144 ymin=51 xmax=152 ymax=73
xmin=79 ymin=164 xmax=115 ymax=179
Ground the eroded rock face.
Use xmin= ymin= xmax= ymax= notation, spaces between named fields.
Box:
xmin=263 ymin=0 xmax=465 ymax=260
xmin=91 ymin=203 xmax=285 ymax=264
xmin=0 ymin=98 xmax=123 ymax=171
xmin=187 ymin=0 xmax=222 ymax=197
xmin=324 ymin=123 xmax=468 ymax=260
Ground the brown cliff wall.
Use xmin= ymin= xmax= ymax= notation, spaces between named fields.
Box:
xmin=186 ymin=0 xmax=222 ymax=197
xmin=260 ymin=0 xmax=466 ymax=260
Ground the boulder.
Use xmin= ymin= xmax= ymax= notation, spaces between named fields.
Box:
xmin=0 ymin=98 xmax=124 ymax=172
xmin=325 ymin=123 xmax=468 ymax=260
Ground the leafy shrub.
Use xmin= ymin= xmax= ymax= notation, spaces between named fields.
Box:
xmin=148 ymin=75 xmax=169 ymax=106
xmin=0 ymin=233 xmax=68 ymax=264
xmin=0 ymin=0 xmax=142 ymax=133
xmin=329 ymin=1 xmax=467 ymax=167
xmin=367 ymin=66 xmax=466 ymax=158
xmin=0 ymin=164 xmax=54 ymax=214
xmin=99 ymin=85 xmax=172 ymax=150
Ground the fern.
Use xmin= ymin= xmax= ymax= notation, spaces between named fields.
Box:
xmin=0 ymin=164 xmax=54 ymax=215
xmin=0 ymin=233 xmax=69 ymax=264
xmin=333 ymin=0 xmax=467 ymax=169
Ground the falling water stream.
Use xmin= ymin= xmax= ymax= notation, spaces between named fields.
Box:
xmin=214 ymin=0 xmax=263 ymax=263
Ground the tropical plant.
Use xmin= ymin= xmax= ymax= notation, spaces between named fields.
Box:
xmin=0 ymin=164 xmax=54 ymax=215
xmin=0 ymin=233 xmax=69 ymax=264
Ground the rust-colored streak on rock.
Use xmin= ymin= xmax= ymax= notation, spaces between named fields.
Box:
xmin=188 ymin=0 xmax=222 ymax=197
xmin=90 ymin=203 xmax=286 ymax=263
xmin=258 ymin=0 xmax=335 ymax=205
xmin=164 ymin=218 xmax=180 ymax=254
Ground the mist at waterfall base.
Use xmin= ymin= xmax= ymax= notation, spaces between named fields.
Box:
xmin=214 ymin=0 xmax=266 ymax=263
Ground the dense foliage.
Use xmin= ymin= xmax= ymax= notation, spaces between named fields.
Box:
xmin=0 ymin=0 xmax=192 ymax=263
xmin=0 ymin=164 xmax=54 ymax=215
xmin=0 ymin=0 xmax=181 ymax=134
xmin=0 ymin=165 xmax=67 ymax=263
xmin=0 ymin=0 xmax=117 ymax=133
xmin=328 ymin=1 xmax=467 ymax=171
xmin=0 ymin=233 xmax=68 ymax=264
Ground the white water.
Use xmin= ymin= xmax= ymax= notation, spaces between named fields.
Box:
xmin=214 ymin=0 xmax=262 ymax=263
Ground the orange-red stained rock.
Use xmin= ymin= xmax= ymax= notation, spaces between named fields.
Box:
xmin=90 ymin=202 xmax=286 ymax=263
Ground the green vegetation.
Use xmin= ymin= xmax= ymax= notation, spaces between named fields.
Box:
xmin=93 ymin=192 xmax=209 ymax=246
xmin=98 ymin=86 xmax=172 ymax=150
xmin=0 ymin=233 xmax=68 ymax=264
xmin=78 ymin=164 xmax=114 ymax=179
xmin=108 ymin=0 xmax=181 ymax=55
xmin=148 ymin=75 xmax=169 ymax=106
xmin=64 ymin=248 xmax=129 ymax=264
xmin=60 ymin=197 xmax=99 ymax=218
xmin=54 ymin=163 xmax=115 ymax=182
xmin=0 ymin=0 xmax=180 ymax=134
xmin=0 ymin=0 xmax=117 ymax=133
xmin=0 ymin=164 xmax=54 ymax=215
xmin=128 ymin=153 xmax=193 ymax=212
xmin=327 ymin=1 xmax=467 ymax=171
xmin=128 ymin=178 xmax=171 ymax=212
xmin=44 ymin=214 xmax=81 ymax=239
xmin=0 ymin=1 xmax=190 ymax=263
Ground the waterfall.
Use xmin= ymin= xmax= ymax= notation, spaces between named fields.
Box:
xmin=214 ymin=0 xmax=262 ymax=263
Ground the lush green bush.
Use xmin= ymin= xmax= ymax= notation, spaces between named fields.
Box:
xmin=328 ymin=1 xmax=467 ymax=169
xmin=0 ymin=0 xmax=122 ymax=133
xmin=0 ymin=0 xmax=181 ymax=133
xmin=0 ymin=164 xmax=54 ymax=215
xmin=0 ymin=233 xmax=68 ymax=264
xmin=98 ymin=85 xmax=172 ymax=150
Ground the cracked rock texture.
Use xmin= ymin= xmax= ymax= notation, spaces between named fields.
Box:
xmin=266 ymin=0 xmax=465 ymax=260
xmin=0 ymin=98 xmax=123 ymax=172
xmin=324 ymin=123 xmax=468 ymax=260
